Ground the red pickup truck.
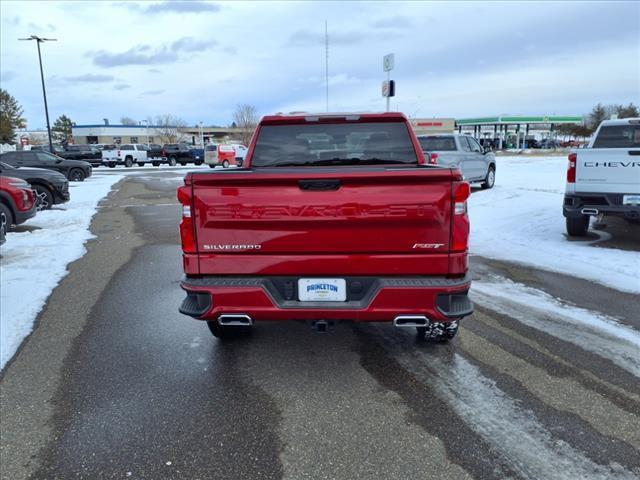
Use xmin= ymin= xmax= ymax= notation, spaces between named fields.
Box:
xmin=178 ymin=112 xmax=473 ymax=340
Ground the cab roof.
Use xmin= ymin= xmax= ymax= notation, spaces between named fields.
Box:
xmin=260 ymin=112 xmax=408 ymax=125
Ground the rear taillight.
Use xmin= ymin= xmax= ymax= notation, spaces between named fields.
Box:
xmin=177 ymin=185 xmax=197 ymax=253
xmin=451 ymin=181 xmax=470 ymax=252
xmin=429 ymin=153 xmax=438 ymax=165
xmin=162 ymin=149 xmax=167 ymax=157
xmin=567 ymin=153 xmax=577 ymax=183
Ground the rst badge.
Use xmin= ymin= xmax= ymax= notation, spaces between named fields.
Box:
xmin=412 ymin=243 xmax=445 ymax=249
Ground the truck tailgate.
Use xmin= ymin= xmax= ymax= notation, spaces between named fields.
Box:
xmin=188 ymin=168 xmax=455 ymax=275
xmin=575 ymin=149 xmax=640 ymax=194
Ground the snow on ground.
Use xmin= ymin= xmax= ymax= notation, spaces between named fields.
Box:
xmin=468 ymin=156 xmax=640 ymax=294
xmin=472 ymin=276 xmax=640 ymax=376
xmin=0 ymin=174 xmax=123 ymax=369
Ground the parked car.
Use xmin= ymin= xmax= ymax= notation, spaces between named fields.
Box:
xmin=57 ymin=145 xmax=102 ymax=166
xmin=102 ymin=144 xmax=149 ymax=168
xmin=145 ymin=144 xmax=169 ymax=166
xmin=0 ymin=161 xmax=69 ymax=210
xmin=0 ymin=150 xmax=92 ymax=182
xmin=163 ymin=143 xmax=202 ymax=166
xmin=204 ymin=144 xmax=238 ymax=168
xmin=233 ymin=144 xmax=248 ymax=162
xmin=178 ymin=112 xmax=473 ymax=340
xmin=0 ymin=175 xmax=37 ymax=236
xmin=417 ymin=134 xmax=496 ymax=188
xmin=563 ymin=117 xmax=640 ymax=236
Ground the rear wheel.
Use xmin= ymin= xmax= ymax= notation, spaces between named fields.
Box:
xmin=417 ymin=321 xmax=459 ymax=342
xmin=195 ymin=160 xmax=203 ymax=166
xmin=481 ymin=165 xmax=495 ymax=189
xmin=209 ymin=164 xmax=216 ymax=169
xmin=69 ymin=168 xmax=86 ymax=182
xmin=168 ymin=156 xmax=177 ymax=166
xmin=138 ymin=162 xmax=145 ymax=167
xmin=124 ymin=156 xmax=133 ymax=168
xmin=33 ymin=185 xmax=53 ymax=210
xmin=566 ymin=215 xmax=590 ymax=236
xmin=152 ymin=161 xmax=160 ymax=167
xmin=222 ymin=160 xmax=230 ymax=168
xmin=0 ymin=203 xmax=13 ymax=236
xmin=108 ymin=163 xmax=116 ymax=168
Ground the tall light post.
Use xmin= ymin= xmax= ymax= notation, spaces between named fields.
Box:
xmin=141 ymin=119 xmax=149 ymax=146
xmin=19 ymin=35 xmax=57 ymax=152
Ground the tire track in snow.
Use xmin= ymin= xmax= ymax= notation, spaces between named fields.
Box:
xmin=367 ymin=330 xmax=638 ymax=480
xmin=471 ymin=276 xmax=640 ymax=377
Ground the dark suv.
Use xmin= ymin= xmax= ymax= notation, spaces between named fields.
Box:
xmin=0 ymin=161 xmax=70 ymax=210
xmin=0 ymin=151 xmax=92 ymax=182
xmin=163 ymin=143 xmax=202 ymax=166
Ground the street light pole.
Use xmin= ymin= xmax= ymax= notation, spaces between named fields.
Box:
xmin=19 ymin=35 xmax=56 ymax=152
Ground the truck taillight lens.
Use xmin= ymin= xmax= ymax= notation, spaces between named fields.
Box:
xmin=451 ymin=181 xmax=470 ymax=252
xmin=177 ymin=185 xmax=197 ymax=253
xmin=567 ymin=153 xmax=576 ymax=183
xmin=429 ymin=153 xmax=438 ymax=165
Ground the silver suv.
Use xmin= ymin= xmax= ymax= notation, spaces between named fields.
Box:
xmin=418 ymin=134 xmax=496 ymax=189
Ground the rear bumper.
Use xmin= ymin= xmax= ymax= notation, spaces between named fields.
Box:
xmin=563 ymin=193 xmax=640 ymax=219
xmin=179 ymin=274 xmax=473 ymax=323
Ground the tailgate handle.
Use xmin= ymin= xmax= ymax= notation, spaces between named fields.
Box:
xmin=298 ymin=179 xmax=341 ymax=191
xmin=628 ymin=150 xmax=640 ymax=156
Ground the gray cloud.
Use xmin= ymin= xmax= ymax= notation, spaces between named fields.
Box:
xmin=27 ymin=22 xmax=56 ymax=32
xmin=114 ymin=83 xmax=130 ymax=90
xmin=121 ymin=1 xmax=220 ymax=14
xmin=90 ymin=45 xmax=179 ymax=67
xmin=148 ymin=68 xmax=161 ymax=73
xmin=65 ymin=74 xmax=115 ymax=83
xmin=1 ymin=71 xmax=17 ymax=82
xmin=141 ymin=89 xmax=164 ymax=96
xmin=171 ymin=37 xmax=217 ymax=52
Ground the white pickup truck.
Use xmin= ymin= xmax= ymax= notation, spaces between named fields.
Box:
xmin=102 ymin=144 xmax=150 ymax=168
xmin=563 ymin=118 xmax=640 ymax=236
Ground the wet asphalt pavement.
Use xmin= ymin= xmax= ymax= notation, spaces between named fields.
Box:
xmin=1 ymin=169 xmax=639 ymax=480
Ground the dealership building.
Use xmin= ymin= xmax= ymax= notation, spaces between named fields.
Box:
xmin=71 ymin=124 xmax=244 ymax=146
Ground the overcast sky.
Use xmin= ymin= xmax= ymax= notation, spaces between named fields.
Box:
xmin=1 ymin=0 xmax=638 ymax=129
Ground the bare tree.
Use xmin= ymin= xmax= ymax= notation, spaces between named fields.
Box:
xmin=149 ymin=114 xmax=187 ymax=143
xmin=120 ymin=116 xmax=137 ymax=125
xmin=233 ymin=104 xmax=259 ymax=145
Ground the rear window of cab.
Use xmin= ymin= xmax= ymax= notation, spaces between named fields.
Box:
xmin=251 ymin=121 xmax=418 ymax=167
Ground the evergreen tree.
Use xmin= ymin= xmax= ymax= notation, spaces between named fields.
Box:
xmin=0 ymin=89 xmax=25 ymax=144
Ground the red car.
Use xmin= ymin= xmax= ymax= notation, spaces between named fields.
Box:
xmin=178 ymin=112 xmax=473 ymax=340
xmin=0 ymin=175 xmax=37 ymax=236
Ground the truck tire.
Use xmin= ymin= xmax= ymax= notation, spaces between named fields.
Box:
xmin=206 ymin=321 xmax=250 ymax=339
xmin=124 ymin=156 xmax=134 ymax=168
xmin=417 ymin=321 xmax=459 ymax=341
xmin=209 ymin=164 xmax=216 ymax=169
xmin=33 ymin=185 xmax=53 ymax=210
xmin=168 ymin=156 xmax=177 ymax=166
xmin=0 ymin=203 xmax=13 ymax=235
xmin=108 ymin=162 xmax=116 ymax=168
xmin=152 ymin=161 xmax=160 ymax=167
xmin=222 ymin=160 xmax=230 ymax=168
xmin=195 ymin=160 xmax=203 ymax=166
xmin=481 ymin=165 xmax=495 ymax=189
xmin=179 ymin=161 xmax=187 ymax=166
xmin=566 ymin=215 xmax=590 ymax=237
xmin=138 ymin=162 xmax=145 ymax=167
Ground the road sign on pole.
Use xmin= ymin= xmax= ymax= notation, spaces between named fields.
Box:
xmin=383 ymin=53 xmax=394 ymax=72
xmin=382 ymin=53 xmax=394 ymax=111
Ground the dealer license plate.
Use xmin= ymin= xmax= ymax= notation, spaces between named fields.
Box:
xmin=623 ymin=195 xmax=640 ymax=206
xmin=298 ymin=278 xmax=346 ymax=302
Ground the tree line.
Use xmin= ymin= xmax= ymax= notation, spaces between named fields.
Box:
xmin=556 ymin=103 xmax=639 ymax=139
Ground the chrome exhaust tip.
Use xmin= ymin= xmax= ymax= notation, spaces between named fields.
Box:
xmin=218 ymin=314 xmax=253 ymax=326
xmin=581 ymin=208 xmax=599 ymax=215
xmin=393 ymin=315 xmax=429 ymax=328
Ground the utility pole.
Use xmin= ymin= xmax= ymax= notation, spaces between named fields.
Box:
xmin=325 ymin=20 xmax=329 ymax=112
xmin=19 ymin=35 xmax=56 ymax=152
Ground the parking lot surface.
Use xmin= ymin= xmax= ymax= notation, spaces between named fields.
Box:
xmin=1 ymin=170 xmax=639 ymax=480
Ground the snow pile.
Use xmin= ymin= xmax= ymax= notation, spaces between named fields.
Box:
xmin=0 ymin=174 xmax=123 ymax=369
xmin=468 ymin=156 xmax=640 ymax=294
